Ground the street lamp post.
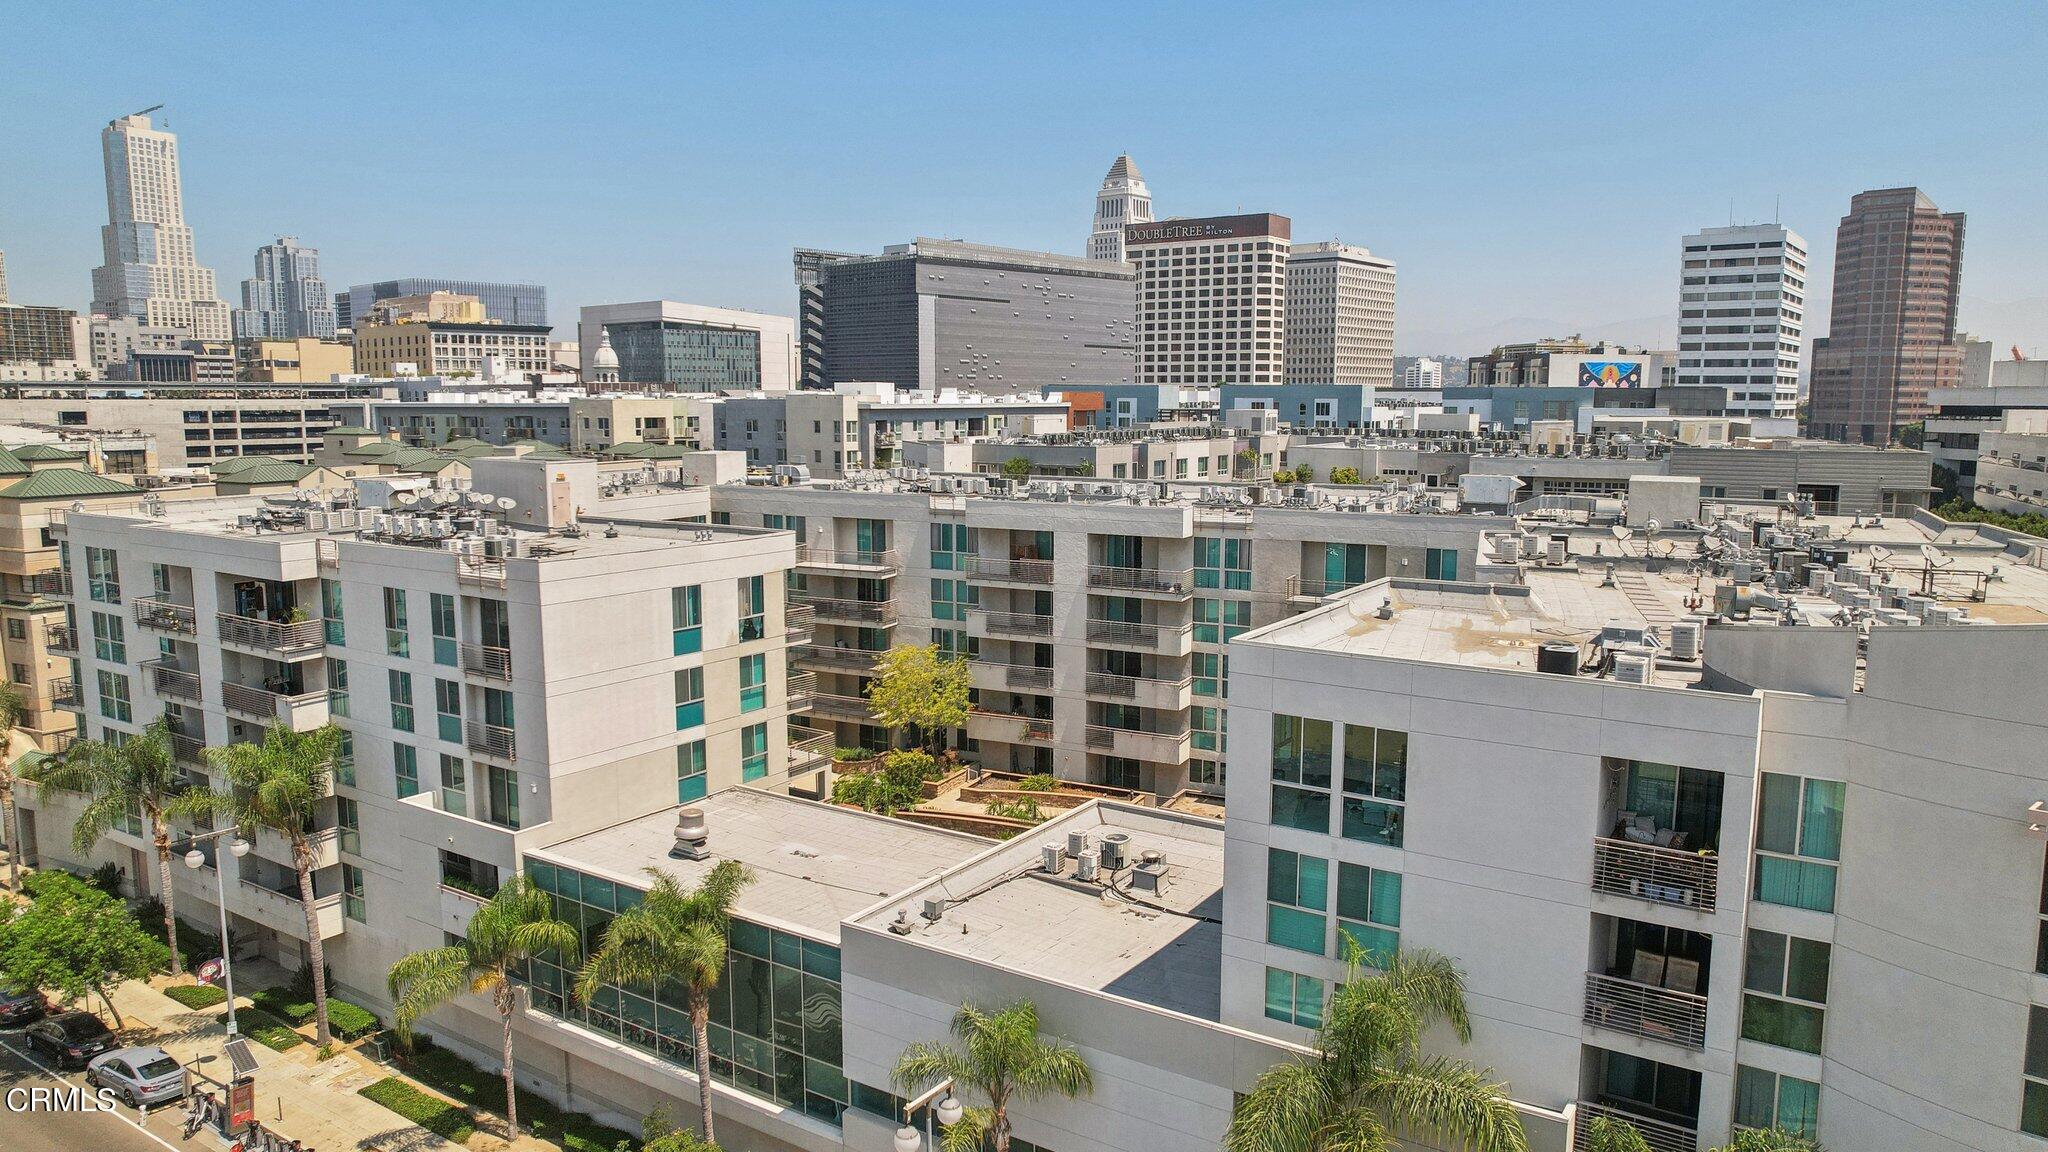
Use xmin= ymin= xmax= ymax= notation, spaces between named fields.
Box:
xmin=179 ymin=827 xmax=252 ymax=1038
xmin=894 ymin=1077 xmax=964 ymax=1152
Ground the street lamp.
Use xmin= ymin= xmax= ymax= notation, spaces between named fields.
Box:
xmin=895 ymin=1078 xmax=964 ymax=1152
xmin=180 ymin=829 xmax=251 ymax=1038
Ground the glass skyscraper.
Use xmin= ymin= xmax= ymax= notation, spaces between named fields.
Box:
xmin=608 ymin=320 xmax=763 ymax=391
xmin=339 ymin=278 xmax=547 ymax=330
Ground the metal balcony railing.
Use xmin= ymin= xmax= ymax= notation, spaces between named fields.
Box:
xmin=170 ymin=733 xmax=206 ymax=767
xmin=788 ymin=724 xmax=833 ymax=771
xmin=147 ymin=661 xmax=203 ymax=704
xmin=220 ymin=682 xmax=325 ymax=726
xmin=1284 ymin=575 xmax=1365 ymax=600
xmin=979 ymin=610 xmax=1054 ymax=638
xmin=1582 ymin=972 xmax=1708 ymax=1051
xmin=791 ymin=644 xmax=882 ymax=672
xmin=465 ymin=721 xmax=517 ymax=762
xmin=460 ymin=642 xmax=513 ymax=680
xmin=28 ymin=570 xmax=71 ymax=598
xmin=1085 ymin=618 xmax=1189 ymax=649
xmin=132 ymin=597 xmax=198 ymax=635
xmin=792 ymin=594 xmax=897 ymax=624
xmin=44 ymin=623 xmax=76 ymax=654
xmin=785 ymin=672 xmax=817 ymax=712
xmin=216 ymin=611 xmax=324 ymax=655
xmin=794 ymin=545 xmax=899 ymax=571
xmin=1571 ymin=1102 xmax=1698 ymax=1152
xmin=1087 ymin=565 xmax=1195 ymax=595
xmin=1085 ymin=722 xmax=1189 ymax=751
xmin=50 ymin=678 xmax=81 ymax=710
xmin=965 ymin=556 xmax=1055 ymax=584
xmin=807 ymin=692 xmax=872 ymax=718
xmin=1001 ymin=663 xmax=1054 ymax=690
xmin=1084 ymin=671 xmax=1192 ymax=699
xmin=1592 ymin=837 xmax=1719 ymax=913
xmin=783 ymin=603 xmax=815 ymax=644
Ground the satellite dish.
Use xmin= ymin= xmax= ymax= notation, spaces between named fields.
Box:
xmin=1868 ymin=545 xmax=1893 ymax=565
xmin=1920 ymin=544 xmax=1954 ymax=568
xmin=395 ymin=493 xmax=419 ymax=506
xmin=1611 ymin=525 xmax=1633 ymax=542
xmin=496 ymin=497 xmax=517 ymax=510
xmin=1644 ymin=519 xmax=1660 ymax=535
xmin=466 ymin=491 xmax=491 ymax=506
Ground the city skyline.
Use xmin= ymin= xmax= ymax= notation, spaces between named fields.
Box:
xmin=2 ymin=3 xmax=2046 ymax=362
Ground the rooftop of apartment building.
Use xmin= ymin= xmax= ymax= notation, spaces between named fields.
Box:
xmin=848 ymin=800 xmax=1229 ymax=1021
xmin=1245 ymin=508 xmax=2048 ymax=692
xmin=828 ymin=236 xmax=1135 ymax=279
xmin=531 ymin=789 xmax=990 ymax=940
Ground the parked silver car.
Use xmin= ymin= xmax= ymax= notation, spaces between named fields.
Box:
xmin=86 ymin=1046 xmax=185 ymax=1107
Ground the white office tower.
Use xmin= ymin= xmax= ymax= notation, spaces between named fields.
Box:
xmin=89 ymin=111 xmax=231 ymax=341
xmin=234 ymin=236 xmax=337 ymax=339
xmin=1088 ymin=154 xmax=1153 ymax=262
xmin=0 ymin=249 xmax=9 ymax=304
xmin=1403 ymin=357 xmax=1443 ymax=389
xmin=1679 ymin=224 xmax=1806 ymax=419
xmin=1285 ymin=241 xmax=1397 ymax=386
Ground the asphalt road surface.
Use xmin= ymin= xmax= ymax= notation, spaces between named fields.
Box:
xmin=0 ymin=1029 xmax=218 ymax=1152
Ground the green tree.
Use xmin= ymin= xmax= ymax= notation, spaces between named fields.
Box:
xmin=1001 ymin=457 xmax=1032 ymax=482
xmin=1585 ymin=1115 xmax=1652 ymax=1152
xmin=1226 ymin=948 xmax=1525 ymax=1152
xmin=202 ymin=722 xmax=344 ymax=1044
xmin=641 ymin=1105 xmax=722 ymax=1152
xmin=1236 ymin=449 xmax=1259 ymax=477
xmin=1330 ymin=466 xmax=1363 ymax=485
xmin=0 ymin=680 xmax=27 ymax=892
xmin=577 ymin=861 xmax=753 ymax=1144
xmin=864 ymin=644 xmax=971 ymax=756
xmin=388 ymin=875 xmax=579 ymax=1139
xmin=830 ymin=750 xmax=938 ymax=814
xmin=1293 ymin=464 xmax=1316 ymax=483
xmin=1272 ymin=468 xmax=1297 ymax=485
xmin=24 ymin=717 xmax=209 ymax=975
xmin=892 ymin=1000 xmax=1093 ymax=1152
xmin=0 ymin=870 xmax=168 ymax=1027
xmin=1716 ymin=1129 xmax=1824 ymax=1152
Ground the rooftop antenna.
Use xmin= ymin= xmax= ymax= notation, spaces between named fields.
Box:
xmin=1774 ymin=193 xmax=1781 ymax=225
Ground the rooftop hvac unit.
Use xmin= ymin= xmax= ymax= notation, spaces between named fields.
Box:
xmin=1074 ymin=850 xmax=1101 ymax=883
xmin=1067 ymin=830 xmax=1092 ymax=860
xmin=1537 ymin=642 xmax=1580 ymax=676
xmin=1547 ymin=535 xmax=1569 ymax=566
xmin=1041 ymin=842 xmax=1066 ymax=874
xmin=1520 ymin=534 xmax=1544 ymax=561
xmin=1669 ymin=620 xmax=1704 ymax=662
xmin=1612 ymin=653 xmax=1653 ymax=685
xmin=1100 ymin=832 xmax=1130 ymax=871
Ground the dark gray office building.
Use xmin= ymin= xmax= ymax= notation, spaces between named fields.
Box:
xmin=337 ymin=278 xmax=548 ymax=330
xmin=800 ymin=238 xmax=1135 ymax=391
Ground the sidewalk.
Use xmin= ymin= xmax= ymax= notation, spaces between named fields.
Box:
xmin=107 ymin=974 xmax=468 ymax=1152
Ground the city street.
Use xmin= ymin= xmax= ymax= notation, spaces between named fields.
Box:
xmin=0 ymin=1029 xmax=220 ymax=1152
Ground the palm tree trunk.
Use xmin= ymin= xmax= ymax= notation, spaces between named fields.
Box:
xmin=153 ymin=819 xmax=181 ymax=976
xmin=992 ymin=1091 xmax=1010 ymax=1152
xmin=290 ymin=838 xmax=332 ymax=1045
xmin=690 ymin=989 xmax=716 ymax=1142
xmin=497 ymin=984 xmax=520 ymax=1139
xmin=98 ymin=984 xmax=125 ymax=1030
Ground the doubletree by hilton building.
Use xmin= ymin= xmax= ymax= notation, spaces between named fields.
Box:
xmin=1127 ymin=212 xmax=1292 ymax=386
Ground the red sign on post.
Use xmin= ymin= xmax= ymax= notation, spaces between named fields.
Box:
xmin=228 ymin=1077 xmax=256 ymax=1133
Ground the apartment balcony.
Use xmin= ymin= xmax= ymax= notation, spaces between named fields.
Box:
xmin=785 ymin=672 xmax=817 ymax=713
xmin=1592 ymin=837 xmax=1719 ymax=913
xmin=50 ymin=678 xmax=81 ymax=711
xmin=1085 ymin=617 xmax=1194 ymax=656
xmin=221 ymin=681 xmax=330 ymax=730
xmin=1570 ymin=1102 xmax=1697 ymax=1152
xmin=791 ymin=644 xmax=882 ymax=673
xmin=794 ymin=545 xmax=899 ymax=574
xmin=1085 ymin=723 xmax=1191 ymax=763
xmin=793 ymin=593 xmax=897 ymax=626
xmin=234 ymin=877 xmax=345 ymax=942
xmin=28 ymin=570 xmax=70 ymax=598
xmin=784 ymin=604 xmax=815 ymax=646
xmin=967 ymin=709 xmax=1054 ymax=745
xmin=44 ymin=622 xmax=77 ymax=656
xmin=459 ymin=642 xmax=514 ymax=681
xmin=971 ymin=661 xmax=1053 ymax=694
xmin=1284 ymin=575 xmax=1363 ymax=602
xmin=1582 ymin=972 xmax=1708 ymax=1052
xmin=465 ymin=720 xmax=517 ymax=763
xmin=215 ymin=611 xmax=324 ymax=659
xmin=1088 ymin=666 xmax=1195 ymax=709
xmin=1087 ymin=564 xmax=1195 ymax=598
xmin=132 ymin=597 xmax=198 ymax=636
xmin=170 ymin=733 xmax=207 ymax=768
xmin=964 ymin=555 xmax=1055 ymax=586
xmin=807 ymin=692 xmax=872 ymax=721
xmin=788 ymin=724 xmax=833 ymax=774
xmin=250 ymin=824 xmax=341 ymax=872
xmin=972 ymin=609 xmax=1054 ymax=639
xmin=146 ymin=660 xmax=203 ymax=705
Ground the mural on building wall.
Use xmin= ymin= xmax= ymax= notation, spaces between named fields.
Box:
xmin=1578 ymin=361 xmax=1643 ymax=388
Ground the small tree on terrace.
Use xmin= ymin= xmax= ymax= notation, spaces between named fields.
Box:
xmin=864 ymin=644 xmax=971 ymax=756
xmin=1001 ymin=457 xmax=1032 ymax=482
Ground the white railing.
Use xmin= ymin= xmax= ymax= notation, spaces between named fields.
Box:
xmin=460 ymin=642 xmax=513 ymax=679
xmin=1592 ymin=837 xmax=1719 ymax=913
xmin=1582 ymin=971 xmax=1708 ymax=1051
xmin=1572 ymin=1101 xmax=1697 ymax=1152
xmin=465 ymin=721 xmax=517 ymax=762
xmin=965 ymin=556 xmax=1055 ymax=584
xmin=1087 ymin=565 xmax=1195 ymax=595
xmin=133 ymin=597 xmax=198 ymax=635
xmin=216 ymin=611 xmax=323 ymax=654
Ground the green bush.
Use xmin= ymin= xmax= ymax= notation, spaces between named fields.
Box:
xmin=89 ymin=862 xmax=126 ymax=899
xmin=22 ymin=870 xmax=98 ymax=903
xmin=358 ymin=1076 xmax=477 ymax=1144
xmin=1014 ymin=773 xmax=1059 ymax=792
xmin=137 ymin=898 xmax=221 ymax=973
xmin=832 ymin=746 xmax=876 ymax=762
xmin=1330 ymin=466 xmax=1362 ymax=485
xmin=401 ymin=1045 xmax=632 ymax=1152
xmin=248 ymin=986 xmax=380 ymax=1039
xmin=832 ymin=750 xmax=941 ymax=815
xmin=1934 ymin=498 xmax=2048 ymax=539
xmin=328 ymin=998 xmax=379 ymax=1039
xmin=238 ymin=1006 xmax=304 ymax=1051
xmin=162 ymin=983 xmax=227 ymax=1010
xmin=986 ymin=797 xmax=1046 ymax=824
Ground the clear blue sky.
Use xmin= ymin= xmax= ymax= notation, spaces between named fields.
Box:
xmin=4 ymin=1 xmax=2045 ymax=355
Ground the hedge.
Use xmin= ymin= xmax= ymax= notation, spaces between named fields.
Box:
xmin=401 ymin=1045 xmax=634 ymax=1152
xmin=358 ymin=1076 xmax=478 ymax=1145
xmin=248 ymin=987 xmax=381 ymax=1040
xmin=237 ymin=1007 xmax=304 ymax=1052
xmin=162 ymin=984 xmax=228 ymax=1010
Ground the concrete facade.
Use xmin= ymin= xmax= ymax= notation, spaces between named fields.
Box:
xmin=1284 ymin=242 xmax=1395 ymax=388
xmin=577 ymin=301 xmax=797 ymax=393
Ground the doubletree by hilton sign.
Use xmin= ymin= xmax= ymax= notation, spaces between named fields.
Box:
xmin=1125 ymin=213 xmax=1291 ymax=244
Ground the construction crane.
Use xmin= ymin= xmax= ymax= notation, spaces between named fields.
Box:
xmin=126 ymin=104 xmax=164 ymax=120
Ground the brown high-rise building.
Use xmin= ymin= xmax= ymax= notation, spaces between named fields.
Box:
xmin=1809 ymin=188 xmax=1966 ymax=444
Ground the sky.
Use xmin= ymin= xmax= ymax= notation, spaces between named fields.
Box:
xmin=3 ymin=1 xmax=2045 ymax=358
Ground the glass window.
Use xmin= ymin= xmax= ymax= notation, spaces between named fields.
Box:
xmin=677 ymin=740 xmax=707 ymax=802
xmin=393 ymin=742 xmax=418 ymax=798
xmin=1191 ymin=706 xmax=1225 ymax=754
xmin=1336 ymin=861 xmax=1401 ymax=965
xmin=1340 ymin=725 xmax=1407 ymax=847
xmin=336 ymin=796 xmax=360 ymax=855
xmin=91 ymin=611 xmax=125 ymax=664
xmin=739 ymin=653 xmax=766 ymax=712
xmin=1271 ymin=714 xmax=1332 ymax=834
xmin=738 ymin=575 xmax=765 ymax=642
xmin=383 ymin=587 xmax=409 ymax=657
xmin=1195 ymin=537 xmax=1251 ymax=591
xmin=85 ymin=546 xmax=121 ymax=604
xmin=341 ymin=863 xmax=365 ymax=922
xmin=675 ymin=667 xmax=704 ymax=729
xmin=672 ymin=586 xmax=702 ymax=655
xmin=2026 ymin=1005 xmax=2048 ymax=1138
xmin=1424 ymin=547 xmax=1460 ymax=581
xmin=328 ymin=657 xmax=350 ymax=718
xmin=741 ymin=722 xmax=768 ymax=782
xmin=439 ymin=754 xmax=466 ymax=814
xmin=1193 ymin=651 xmax=1227 ymax=698
xmin=322 ymin=578 xmax=345 ymax=646
xmin=1194 ymin=597 xmax=1251 ymax=644
xmin=1265 ymin=847 xmax=1327 ymax=955
xmin=429 ymin=593 xmax=457 ymax=665
xmin=435 ymin=678 xmax=462 ymax=742
xmin=389 ymin=669 xmax=414 ymax=732
xmin=487 ymin=765 xmax=520 ymax=829
xmin=96 ymin=669 xmax=132 ymax=723
xmin=1263 ymin=967 xmax=1323 ymax=1029
xmin=1741 ymin=929 xmax=1830 ymax=1055
xmin=1754 ymin=773 xmax=1844 ymax=912
xmin=1734 ymin=1065 xmax=1818 ymax=1140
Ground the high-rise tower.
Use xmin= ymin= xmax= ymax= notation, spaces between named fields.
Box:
xmin=89 ymin=110 xmax=231 ymax=341
xmin=234 ymin=236 xmax=337 ymax=339
xmin=1089 ymin=154 xmax=1153 ymax=262
xmin=1678 ymin=224 xmax=1807 ymax=420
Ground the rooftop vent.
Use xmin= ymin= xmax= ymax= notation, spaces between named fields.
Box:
xmin=1130 ymin=849 xmax=1170 ymax=897
xmin=670 ymin=806 xmax=710 ymax=860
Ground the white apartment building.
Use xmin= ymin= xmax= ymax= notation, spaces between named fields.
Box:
xmin=1224 ymin=506 xmax=2048 ymax=1150
xmin=89 ymin=112 xmax=232 ymax=342
xmin=1679 ymin=225 xmax=1806 ymax=420
xmin=1128 ymin=214 xmax=1291 ymax=387
xmin=711 ymin=475 xmax=1485 ymax=800
xmin=1088 ymin=154 xmax=1154 ymax=263
xmin=1404 ymin=356 xmax=1444 ymax=390
xmin=1285 ymin=242 xmax=1396 ymax=387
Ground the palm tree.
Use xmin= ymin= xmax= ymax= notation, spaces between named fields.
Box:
xmin=0 ymin=680 xmax=27 ymax=891
xmin=1226 ymin=948 xmax=1526 ymax=1152
xmin=388 ymin=875 xmax=578 ymax=1139
xmin=204 ymin=721 xmax=343 ymax=1044
xmin=576 ymin=861 xmax=751 ymax=1144
xmin=23 ymin=716 xmax=208 ymax=975
xmin=892 ymin=1000 xmax=1093 ymax=1152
